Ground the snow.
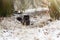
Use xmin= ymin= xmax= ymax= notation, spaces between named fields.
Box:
xmin=36 ymin=7 xmax=49 ymax=11
xmin=24 ymin=7 xmax=49 ymax=15
xmin=24 ymin=9 xmax=36 ymax=13
xmin=24 ymin=7 xmax=49 ymax=13
xmin=0 ymin=16 xmax=60 ymax=40
xmin=0 ymin=8 xmax=60 ymax=40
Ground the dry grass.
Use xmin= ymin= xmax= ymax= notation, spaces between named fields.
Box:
xmin=0 ymin=0 xmax=14 ymax=17
xmin=48 ymin=0 xmax=60 ymax=20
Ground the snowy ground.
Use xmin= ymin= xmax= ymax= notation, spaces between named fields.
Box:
xmin=0 ymin=8 xmax=60 ymax=40
xmin=0 ymin=15 xmax=60 ymax=40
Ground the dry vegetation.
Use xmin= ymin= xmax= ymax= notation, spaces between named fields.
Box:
xmin=48 ymin=0 xmax=60 ymax=20
xmin=0 ymin=0 xmax=14 ymax=17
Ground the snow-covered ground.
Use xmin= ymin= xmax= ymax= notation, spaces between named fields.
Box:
xmin=0 ymin=15 xmax=60 ymax=40
xmin=0 ymin=8 xmax=60 ymax=40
